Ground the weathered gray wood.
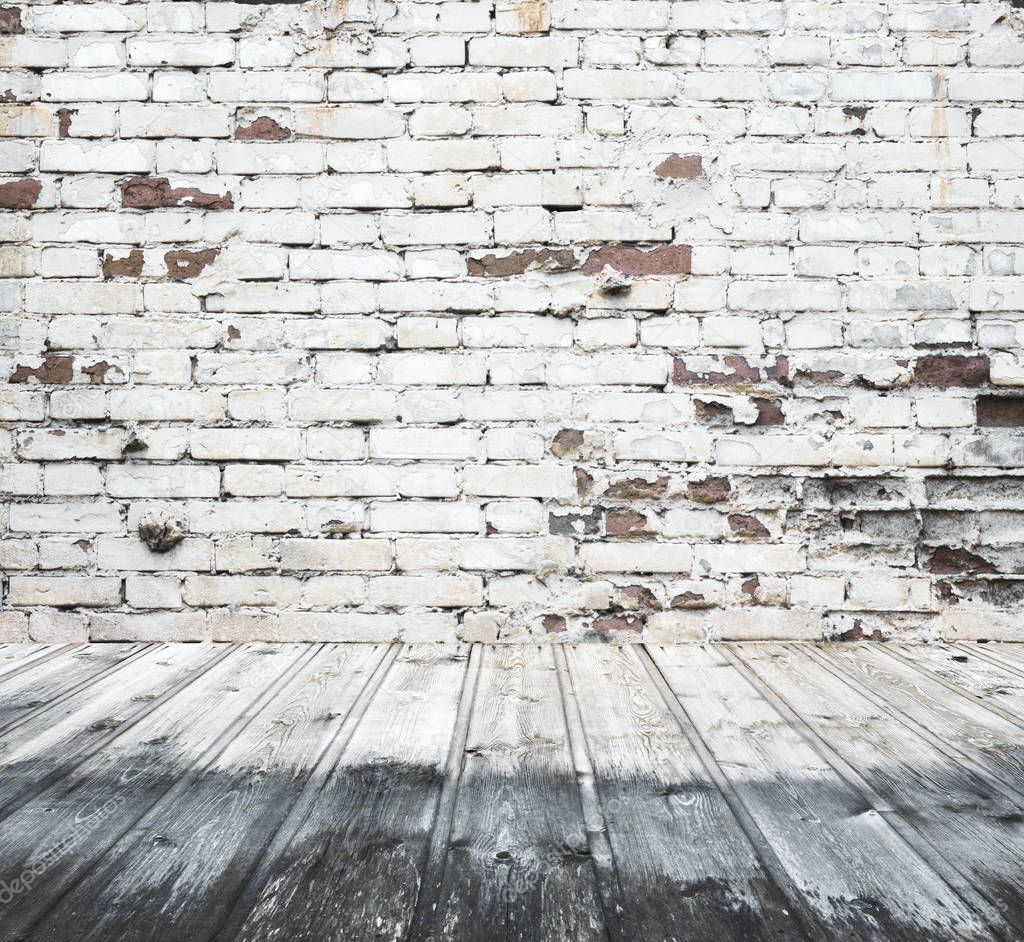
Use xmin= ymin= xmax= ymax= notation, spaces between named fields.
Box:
xmin=0 ymin=644 xmax=313 ymax=942
xmin=897 ymin=643 xmax=1024 ymax=711
xmin=648 ymin=644 xmax=997 ymax=941
xmin=816 ymin=644 xmax=1024 ymax=798
xmin=0 ymin=642 xmax=146 ymax=735
xmin=882 ymin=645 xmax=1024 ymax=731
xmin=568 ymin=644 xmax=807 ymax=942
xmin=0 ymin=644 xmax=78 ymax=682
xmin=420 ymin=644 xmax=607 ymax=941
xmin=28 ymin=643 xmax=390 ymax=942
xmin=964 ymin=642 xmax=1024 ymax=673
xmin=0 ymin=642 xmax=224 ymax=822
xmin=4 ymin=641 xmax=1024 ymax=941
xmin=220 ymin=643 xmax=471 ymax=942
xmin=730 ymin=642 xmax=1024 ymax=935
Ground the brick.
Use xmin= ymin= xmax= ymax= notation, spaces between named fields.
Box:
xmin=2 ymin=2 xmax=1022 ymax=643
xmin=581 ymin=245 xmax=691 ymax=275
xmin=581 ymin=543 xmax=693 ymax=574
xmin=279 ymin=539 xmax=392 ymax=572
xmin=977 ymin=397 xmax=1024 ymax=427
xmin=8 ymin=576 xmax=121 ymax=607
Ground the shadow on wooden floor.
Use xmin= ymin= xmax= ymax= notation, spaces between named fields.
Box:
xmin=1 ymin=640 xmax=1023 ymax=941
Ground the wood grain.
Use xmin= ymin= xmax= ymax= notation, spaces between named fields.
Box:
xmin=221 ymin=644 xmax=471 ymax=942
xmin=2 ymin=641 xmax=1023 ymax=942
xmin=569 ymin=644 xmax=807 ymax=942
xmin=648 ymin=644 xmax=997 ymax=942
xmin=420 ymin=644 xmax=607 ymax=941
xmin=29 ymin=644 xmax=390 ymax=942
xmin=730 ymin=642 xmax=1024 ymax=936
xmin=0 ymin=644 xmax=311 ymax=942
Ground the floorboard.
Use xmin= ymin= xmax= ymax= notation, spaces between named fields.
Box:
xmin=0 ymin=642 xmax=1022 ymax=942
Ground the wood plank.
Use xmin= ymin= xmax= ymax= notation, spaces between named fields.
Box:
xmin=0 ymin=642 xmax=147 ymax=735
xmin=28 ymin=643 xmax=391 ymax=942
xmin=964 ymin=643 xmax=1024 ymax=672
xmin=218 ymin=643 xmax=472 ymax=942
xmin=0 ymin=643 xmax=314 ymax=942
xmin=956 ymin=642 xmax=1024 ymax=680
xmin=418 ymin=645 xmax=607 ymax=941
xmin=648 ymin=644 xmax=998 ymax=942
xmin=881 ymin=645 xmax=1024 ymax=732
xmin=895 ymin=643 xmax=1024 ymax=712
xmin=0 ymin=644 xmax=79 ymax=682
xmin=567 ymin=644 xmax=808 ymax=942
xmin=816 ymin=644 xmax=1024 ymax=797
xmin=0 ymin=642 xmax=225 ymax=822
xmin=730 ymin=642 xmax=1024 ymax=935
xmin=0 ymin=645 xmax=39 ymax=671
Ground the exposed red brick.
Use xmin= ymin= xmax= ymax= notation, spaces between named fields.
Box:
xmin=581 ymin=245 xmax=691 ymax=276
xmin=797 ymin=369 xmax=846 ymax=385
xmin=102 ymin=249 xmax=143 ymax=279
xmin=164 ymin=247 xmax=220 ymax=279
xmin=835 ymin=620 xmax=884 ymax=642
xmin=0 ymin=177 xmax=41 ymax=210
xmin=729 ymin=514 xmax=770 ymax=539
xmin=227 ymin=324 xmax=241 ymax=340
xmin=10 ymin=355 xmax=73 ymax=384
xmin=574 ymin=466 xmax=594 ymax=499
xmin=741 ymin=575 xmax=760 ymax=597
xmin=766 ymin=355 xmax=790 ymax=385
xmin=928 ymin=546 xmax=996 ymax=575
xmin=674 ymin=354 xmax=788 ymax=387
xmin=0 ymin=6 xmax=22 ymax=33
xmin=617 ymin=585 xmax=660 ymax=610
xmin=593 ymin=613 xmax=644 ymax=634
xmin=468 ymin=247 xmax=575 ymax=277
xmin=753 ymin=398 xmax=785 ymax=425
xmin=654 ymin=153 xmax=702 ymax=179
xmin=687 ymin=476 xmax=731 ymax=504
xmin=604 ymin=475 xmax=669 ymax=499
xmin=56 ymin=107 xmax=74 ymax=138
xmin=694 ymin=399 xmax=734 ymax=423
xmin=82 ymin=361 xmax=113 ymax=385
xmin=914 ymin=354 xmax=989 ymax=389
xmin=977 ymin=396 xmax=1024 ymax=427
xmin=234 ymin=116 xmax=291 ymax=141
xmin=120 ymin=177 xmax=233 ymax=211
xmin=550 ymin=428 xmax=584 ymax=457
xmin=542 ymin=614 xmax=566 ymax=634
xmin=605 ymin=509 xmax=648 ymax=537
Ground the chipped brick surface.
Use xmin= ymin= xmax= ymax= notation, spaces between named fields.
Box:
xmin=102 ymin=250 xmax=144 ymax=279
xmin=581 ymin=245 xmax=692 ymax=276
xmin=654 ymin=154 xmax=702 ymax=180
xmin=234 ymin=116 xmax=291 ymax=142
xmin=120 ymin=177 xmax=233 ymax=211
xmin=164 ymin=248 xmax=220 ymax=280
xmin=0 ymin=178 xmax=40 ymax=209
xmin=0 ymin=6 xmax=22 ymax=34
xmin=3 ymin=0 xmax=1024 ymax=643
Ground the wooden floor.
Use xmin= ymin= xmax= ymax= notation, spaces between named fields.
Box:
xmin=2 ymin=643 xmax=1024 ymax=941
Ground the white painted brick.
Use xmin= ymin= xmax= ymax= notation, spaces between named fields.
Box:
xmin=279 ymin=539 xmax=392 ymax=571
xmin=5 ymin=1 xmax=1023 ymax=642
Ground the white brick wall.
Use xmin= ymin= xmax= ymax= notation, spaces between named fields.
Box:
xmin=3 ymin=0 xmax=1024 ymax=643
